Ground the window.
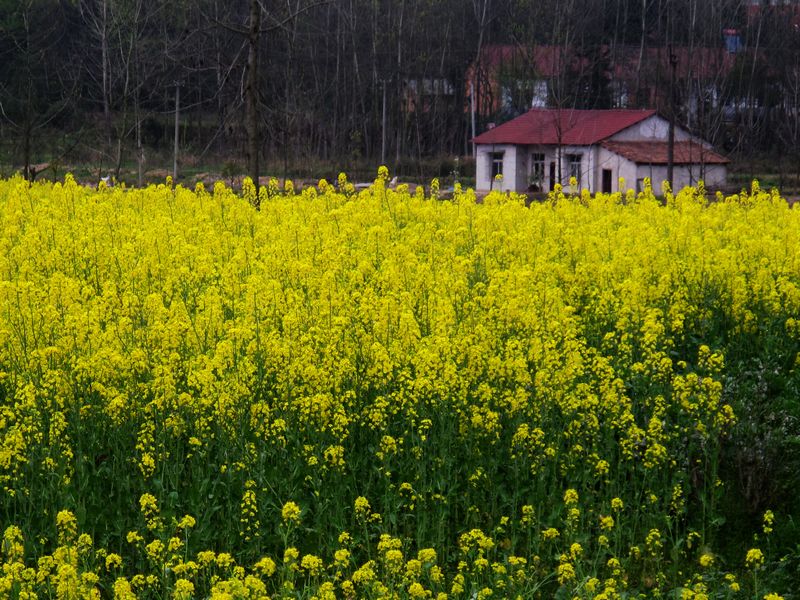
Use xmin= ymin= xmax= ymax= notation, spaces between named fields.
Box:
xmin=491 ymin=152 xmax=504 ymax=179
xmin=530 ymin=152 xmax=545 ymax=190
xmin=567 ymin=154 xmax=583 ymax=186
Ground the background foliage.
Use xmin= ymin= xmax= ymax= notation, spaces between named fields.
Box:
xmin=2 ymin=1 xmax=800 ymax=184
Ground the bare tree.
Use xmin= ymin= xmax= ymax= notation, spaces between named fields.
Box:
xmin=0 ymin=0 xmax=78 ymax=180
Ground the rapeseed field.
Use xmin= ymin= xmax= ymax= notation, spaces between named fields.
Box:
xmin=1 ymin=172 xmax=798 ymax=599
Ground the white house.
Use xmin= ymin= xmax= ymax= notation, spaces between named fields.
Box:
xmin=473 ymin=109 xmax=728 ymax=193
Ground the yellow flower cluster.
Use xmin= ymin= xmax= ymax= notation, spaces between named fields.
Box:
xmin=281 ymin=501 xmax=301 ymax=525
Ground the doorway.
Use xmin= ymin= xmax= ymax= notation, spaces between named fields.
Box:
xmin=602 ymin=169 xmax=613 ymax=193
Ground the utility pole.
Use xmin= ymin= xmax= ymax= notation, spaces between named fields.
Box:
xmin=173 ymin=81 xmax=181 ymax=182
xmin=667 ymin=48 xmax=677 ymax=190
xmin=470 ymin=81 xmax=477 ymax=158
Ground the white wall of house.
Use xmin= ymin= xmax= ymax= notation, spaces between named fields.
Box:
xmin=477 ymin=132 xmax=726 ymax=193
xmin=513 ymin=147 xmax=528 ymax=191
xmin=609 ymin=115 xmax=693 ymax=143
xmin=635 ymin=164 xmax=727 ymax=192
xmin=634 ymin=165 xmax=668 ymax=192
xmin=479 ymin=143 xmax=634 ymax=193
xmin=476 ymin=144 xmax=522 ymax=192
xmin=522 ymin=145 xmax=556 ymax=192
xmin=596 ymin=147 xmax=638 ymax=193
xmin=476 ymin=145 xmax=490 ymax=190
xmin=700 ymin=165 xmax=727 ymax=188
xmin=522 ymin=145 xmax=631 ymax=193
xmin=559 ymin=145 xmax=593 ymax=191
xmin=518 ymin=145 xmax=595 ymax=192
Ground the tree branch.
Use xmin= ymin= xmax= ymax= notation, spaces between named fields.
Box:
xmin=261 ymin=0 xmax=332 ymax=34
xmin=0 ymin=100 xmax=20 ymax=129
xmin=205 ymin=0 xmax=332 ymax=37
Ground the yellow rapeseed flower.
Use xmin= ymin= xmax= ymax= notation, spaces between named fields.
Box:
xmin=254 ymin=556 xmax=276 ymax=577
xmin=563 ymin=489 xmax=579 ymax=505
xmin=281 ymin=501 xmax=301 ymax=524
xmin=542 ymin=528 xmax=560 ymax=541
xmin=172 ymin=579 xmax=194 ymax=600
xmin=763 ymin=510 xmax=774 ymax=535
xmin=745 ymin=548 xmax=764 ymax=569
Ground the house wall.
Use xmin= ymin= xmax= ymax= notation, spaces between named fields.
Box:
xmin=520 ymin=145 xmax=559 ymax=192
xmin=476 ymin=145 xmax=490 ymax=191
xmin=604 ymin=115 xmax=727 ymax=191
xmin=533 ymin=145 xmax=622 ymax=193
xmin=520 ymin=145 xmax=594 ymax=192
xmin=476 ymin=144 xmax=522 ymax=192
xmin=478 ymin=144 xmax=611 ymax=193
xmin=609 ymin=115 xmax=694 ymax=143
xmin=514 ymin=148 xmax=528 ymax=191
xmin=701 ymin=165 xmax=727 ymax=188
xmin=596 ymin=147 xmax=638 ymax=192
xmin=635 ymin=164 xmax=728 ymax=192
xmin=477 ymin=138 xmax=726 ymax=193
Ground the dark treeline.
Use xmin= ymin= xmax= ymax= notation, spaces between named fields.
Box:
xmin=1 ymin=0 xmax=799 ymax=183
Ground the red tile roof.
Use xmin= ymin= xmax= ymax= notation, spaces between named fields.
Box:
xmin=472 ymin=108 xmax=656 ymax=145
xmin=601 ymin=141 xmax=729 ymax=164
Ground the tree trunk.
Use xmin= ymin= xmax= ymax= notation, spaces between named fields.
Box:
xmin=23 ymin=112 xmax=32 ymax=182
xmin=246 ymin=0 xmax=262 ymax=197
xmin=102 ymin=0 xmax=112 ymax=161
xmin=173 ymin=83 xmax=180 ymax=182
xmin=136 ymin=95 xmax=143 ymax=187
xmin=23 ymin=41 xmax=33 ymax=181
xmin=667 ymin=49 xmax=676 ymax=189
